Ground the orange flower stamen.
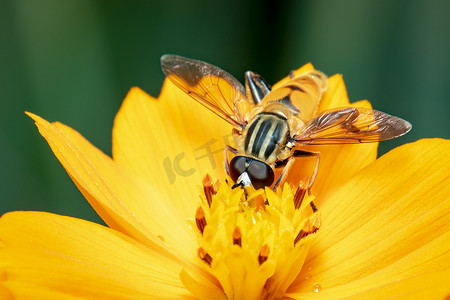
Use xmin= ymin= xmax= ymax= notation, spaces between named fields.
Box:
xmin=197 ymin=247 xmax=212 ymax=266
xmin=202 ymin=174 xmax=218 ymax=207
xmin=258 ymin=244 xmax=270 ymax=265
xmin=195 ymin=206 xmax=206 ymax=235
xmin=233 ymin=227 xmax=242 ymax=247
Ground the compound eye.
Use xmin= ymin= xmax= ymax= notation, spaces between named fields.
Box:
xmin=229 ymin=156 xmax=247 ymax=183
xmin=247 ymin=160 xmax=274 ymax=190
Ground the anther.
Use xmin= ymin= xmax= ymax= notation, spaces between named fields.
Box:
xmin=195 ymin=206 xmax=206 ymax=235
xmin=294 ymin=215 xmax=321 ymax=245
xmin=310 ymin=201 xmax=318 ymax=213
xmin=294 ymin=228 xmax=318 ymax=245
xmin=252 ymin=194 xmax=266 ymax=212
xmin=233 ymin=227 xmax=242 ymax=247
xmin=202 ymin=174 xmax=218 ymax=207
xmin=293 ymin=181 xmax=308 ymax=209
xmin=258 ymin=244 xmax=270 ymax=265
xmin=198 ymin=248 xmax=213 ymax=266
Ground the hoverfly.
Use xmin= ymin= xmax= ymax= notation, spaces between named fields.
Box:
xmin=161 ymin=55 xmax=412 ymax=190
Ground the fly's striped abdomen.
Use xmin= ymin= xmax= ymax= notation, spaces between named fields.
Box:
xmin=261 ymin=70 xmax=327 ymax=122
xmin=244 ymin=113 xmax=290 ymax=164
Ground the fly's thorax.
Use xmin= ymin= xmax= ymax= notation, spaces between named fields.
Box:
xmin=243 ymin=112 xmax=290 ymax=164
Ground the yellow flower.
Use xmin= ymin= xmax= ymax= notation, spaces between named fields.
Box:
xmin=1 ymin=64 xmax=449 ymax=299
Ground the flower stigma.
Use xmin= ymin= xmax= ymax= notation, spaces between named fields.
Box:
xmin=187 ymin=175 xmax=321 ymax=299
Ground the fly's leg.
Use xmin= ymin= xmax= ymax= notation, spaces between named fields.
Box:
xmin=224 ymin=145 xmax=238 ymax=176
xmin=273 ymin=156 xmax=295 ymax=191
xmin=231 ymin=128 xmax=241 ymax=144
xmin=223 ymin=128 xmax=241 ymax=175
xmin=273 ymin=150 xmax=320 ymax=191
xmin=292 ymin=150 xmax=320 ymax=190
xmin=223 ymin=128 xmax=241 ymax=176
xmin=292 ymin=150 xmax=320 ymax=212
xmin=273 ymin=150 xmax=320 ymax=212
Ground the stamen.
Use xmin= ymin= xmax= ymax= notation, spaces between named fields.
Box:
xmin=198 ymin=248 xmax=213 ymax=266
xmin=213 ymin=179 xmax=220 ymax=193
xmin=192 ymin=178 xmax=320 ymax=299
xmin=294 ymin=228 xmax=318 ymax=245
xmin=203 ymin=174 xmax=218 ymax=207
xmin=293 ymin=183 xmax=307 ymax=209
xmin=195 ymin=206 xmax=206 ymax=234
xmin=252 ymin=194 xmax=266 ymax=212
xmin=233 ymin=227 xmax=242 ymax=247
xmin=310 ymin=200 xmax=318 ymax=212
xmin=258 ymin=244 xmax=270 ymax=265
xmin=294 ymin=214 xmax=321 ymax=245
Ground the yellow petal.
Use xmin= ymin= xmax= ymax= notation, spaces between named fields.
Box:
xmin=0 ymin=211 xmax=200 ymax=299
xmin=113 ymin=84 xmax=231 ymax=225
xmin=310 ymin=100 xmax=377 ymax=204
xmin=287 ymin=75 xmax=378 ymax=206
xmin=318 ymin=74 xmax=351 ymax=109
xmin=288 ymin=139 xmax=450 ymax=297
xmin=341 ymin=269 xmax=450 ymax=300
xmin=271 ymin=63 xmax=316 ymax=89
xmin=180 ymin=269 xmax=227 ymax=300
xmin=287 ymin=269 xmax=450 ymax=300
xmin=27 ymin=112 xmax=198 ymax=262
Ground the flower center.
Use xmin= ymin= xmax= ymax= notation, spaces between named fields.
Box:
xmin=189 ymin=175 xmax=320 ymax=299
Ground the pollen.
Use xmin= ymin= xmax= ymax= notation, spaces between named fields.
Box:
xmin=188 ymin=175 xmax=321 ymax=299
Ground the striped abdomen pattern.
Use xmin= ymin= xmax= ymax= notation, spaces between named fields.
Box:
xmin=244 ymin=113 xmax=290 ymax=163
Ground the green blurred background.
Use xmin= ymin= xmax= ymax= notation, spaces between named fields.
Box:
xmin=1 ymin=0 xmax=449 ymax=224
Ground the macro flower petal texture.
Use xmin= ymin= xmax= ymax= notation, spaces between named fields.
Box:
xmin=1 ymin=63 xmax=449 ymax=299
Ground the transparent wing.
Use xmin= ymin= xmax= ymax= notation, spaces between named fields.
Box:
xmin=293 ymin=107 xmax=412 ymax=145
xmin=161 ymin=55 xmax=248 ymax=129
